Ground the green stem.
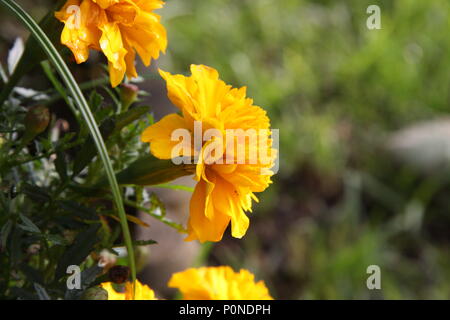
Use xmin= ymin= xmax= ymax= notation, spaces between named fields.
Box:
xmin=0 ymin=0 xmax=136 ymax=293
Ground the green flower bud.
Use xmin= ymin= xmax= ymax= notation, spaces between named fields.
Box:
xmin=82 ymin=287 xmax=109 ymax=300
xmin=22 ymin=105 xmax=50 ymax=144
xmin=25 ymin=105 xmax=50 ymax=135
xmin=120 ymin=83 xmax=139 ymax=112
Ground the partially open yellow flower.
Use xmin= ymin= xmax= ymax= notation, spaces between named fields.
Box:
xmin=100 ymin=280 xmax=156 ymax=300
xmin=141 ymin=65 xmax=276 ymax=242
xmin=55 ymin=0 xmax=167 ymax=87
xmin=169 ymin=266 xmax=273 ymax=300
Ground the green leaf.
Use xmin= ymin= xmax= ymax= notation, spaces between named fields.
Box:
xmin=115 ymin=105 xmax=151 ymax=132
xmin=65 ymin=264 xmax=103 ymax=300
xmin=56 ymin=200 xmax=97 ymax=219
xmin=72 ymin=117 xmax=116 ymax=176
xmin=0 ymin=220 xmax=13 ymax=249
xmin=133 ymin=239 xmax=157 ymax=246
xmin=20 ymin=264 xmax=44 ymax=285
xmin=153 ymin=183 xmax=194 ymax=192
xmin=41 ymin=60 xmax=77 ymax=117
xmin=89 ymin=90 xmax=104 ymax=114
xmin=18 ymin=214 xmax=41 ymax=234
xmin=10 ymin=227 xmax=23 ymax=266
xmin=112 ymin=155 xmax=196 ymax=187
xmin=55 ymin=151 xmax=68 ymax=182
xmin=44 ymin=234 xmax=68 ymax=246
xmin=55 ymin=224 xmax=100 ymax=279
xmin=21 ymin=183 xmax=51 ymax=203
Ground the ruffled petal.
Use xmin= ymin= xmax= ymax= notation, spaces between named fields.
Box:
xmin=98 ymin=22 xmax=128 ymax=87
xmin=141 ymin=114 xmax=192 ymax=160
xmin=55 ymin=0 xmax=102 ymax=64
xmin=185 ymin=178 xmax=231 ymax=243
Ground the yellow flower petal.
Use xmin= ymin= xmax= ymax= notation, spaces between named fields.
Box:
xmin=55 ymin=0 xmax=103 ymax=64
xmin=100 ymin=282 xmax=126 ymax=300
xmin=142 ymin=65 xmax=276 ymax=242
xmin=141 ymin=113 xmax=192 ymax=160
xmin=100 ymin=280 xmax=156 ymax=300
xmin=185 ymin=178 xmax=230 ymax=243
xmin=168 ymin=266 xmax=273 ymax=300
xmin=56 ymin=0 xmax=167 ymax=87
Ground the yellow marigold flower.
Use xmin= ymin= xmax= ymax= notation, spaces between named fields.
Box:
xmin=141 ymin=65 xmax=276 ymax=242
xmin=169 ymin=266 xmax=273 ymax=300
xmin=100 ymin=280 xmax=156 ymax=300
xmin=55 ymin=0 xmax=167 ymax=87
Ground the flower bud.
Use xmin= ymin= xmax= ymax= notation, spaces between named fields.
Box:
xmin=22 ymin=106 xmax=50 ymax=145
xmin=82 ymin=287 xmax=109 ymax=300
xmin=108 ymin=265 xmax=130 ymax=284
xmin=25 ymin=105 xmax=50 ymax=136
xmin=120 ymin=83 xmax=139 ymax=112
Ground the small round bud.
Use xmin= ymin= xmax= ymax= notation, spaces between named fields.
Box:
xmin=108 ymin=265 xmax=130 ymax=284
xmin=120 ymin=83 xmax=139 ymax=111
xmin=82 ymin=287 xmax=109 ymax=300
xmin=25 ymin=105 xmax=50 ymax=136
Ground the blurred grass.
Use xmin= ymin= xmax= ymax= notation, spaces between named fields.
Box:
xmin=159 ymin=0 xmax=450 ymax=299
xmin=1 ymin=0 xmax=449 ymax=300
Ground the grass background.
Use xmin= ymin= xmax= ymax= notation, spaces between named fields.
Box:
xmin=1 ymin=0 xmax=449 ymax=299
xmin=156 ymin=0 xmax=450 ymax=299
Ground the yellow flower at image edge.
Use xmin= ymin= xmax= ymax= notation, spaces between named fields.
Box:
xmin=55 ymin=0 xmax=167 ymax=87
xmin=141 ymin=65 xmax=276 ymax=243
xmin=169 ymin=266 xmax=273 ymax=300
xmin=100 ymin=280 xmax=156 ymax=300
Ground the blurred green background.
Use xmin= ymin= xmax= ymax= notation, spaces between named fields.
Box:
xmin=157 ymin=0 xmax=450 ymax=299
xmin=2 ymin=0 xmax=450 ymax=299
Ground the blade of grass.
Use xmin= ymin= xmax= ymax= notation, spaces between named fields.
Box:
xmin=0 ymin=0 xmax=136 ymax=293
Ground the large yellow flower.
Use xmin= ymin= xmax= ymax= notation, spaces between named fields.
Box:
xmin=55 ymin=0 xmax=167 ymax=87
xmin=100 ymin=280 xmax=156 ymax=300
xmin=169 ymin=266 xmax=273 ymax=300
xmin=141 ymin=65 xmax=276 ymax=242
